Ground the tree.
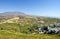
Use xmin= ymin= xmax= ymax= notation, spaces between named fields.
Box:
xmin=41 ymin=26 xmax=48 ymax=31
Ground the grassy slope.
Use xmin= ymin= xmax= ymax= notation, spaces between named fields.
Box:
xmin=0 ymin=30 xmax=60 ymax=39
xmin=0 ymin=19 xmax=60 ymax=39
xmin=0 ymin=23 xmax=20 ymax=32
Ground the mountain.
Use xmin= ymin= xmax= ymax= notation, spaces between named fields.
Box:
xmin=0 ymin=12 xmax=27 ymax=16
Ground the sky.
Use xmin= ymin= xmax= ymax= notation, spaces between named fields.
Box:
xmin=0 ymin=0 xmax=60 ymax=18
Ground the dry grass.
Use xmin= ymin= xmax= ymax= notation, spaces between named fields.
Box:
xmin=0 ymin=34 xmax=60 ymax=39
xmin=0 ymin=30 xmax=60 ymax=39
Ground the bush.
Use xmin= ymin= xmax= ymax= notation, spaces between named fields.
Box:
xmin=56 ymin=30 xmax=60 ymax=34
xmin=47 ymin=30 xmax=56 ymax=34
xmin=41 ymin=26 xmax=48 ymax=31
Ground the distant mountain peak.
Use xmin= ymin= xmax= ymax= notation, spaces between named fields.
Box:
xmin=0 ymin=12 xmax=27 ymax=16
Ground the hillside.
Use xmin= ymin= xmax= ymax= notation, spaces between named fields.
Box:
xmin=0 ymin=16 xmax=60 ymax=33
xmin=0 ymin=12 xmax=60 ymax=39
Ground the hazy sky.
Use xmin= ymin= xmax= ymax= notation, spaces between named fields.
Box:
xmin=0 ymin=0 xmax=60 ymax=18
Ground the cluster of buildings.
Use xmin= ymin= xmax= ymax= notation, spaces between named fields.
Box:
xmin=38 ymin=21 xmax=60 ymax=34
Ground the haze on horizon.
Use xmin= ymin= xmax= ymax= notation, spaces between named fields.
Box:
xmin=0 ymin=0 xmax=60 ymax=18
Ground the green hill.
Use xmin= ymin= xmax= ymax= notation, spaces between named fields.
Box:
xmin=0 ymin=16 xmax=60 ymax=39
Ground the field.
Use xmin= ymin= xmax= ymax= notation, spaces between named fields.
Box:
xmin=0 ymin=30 xmax=59 ymax=39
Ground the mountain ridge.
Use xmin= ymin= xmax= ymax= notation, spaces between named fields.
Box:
xmin=0 ymin=12 xmax=27 ymax=16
